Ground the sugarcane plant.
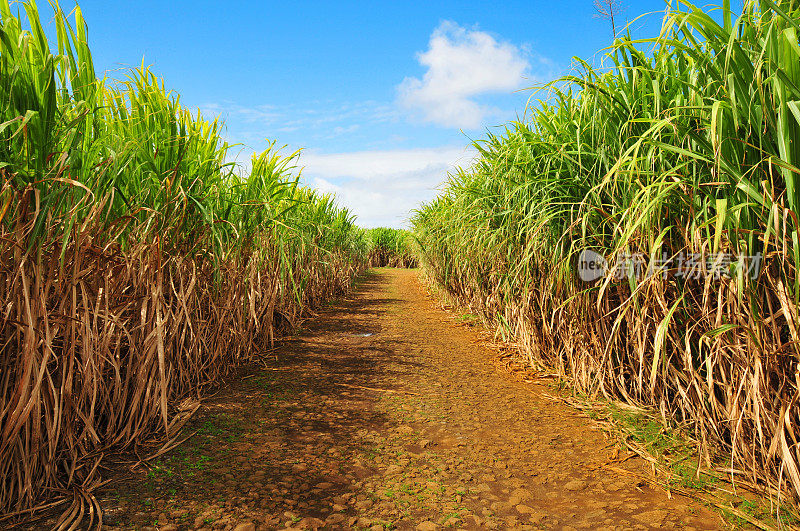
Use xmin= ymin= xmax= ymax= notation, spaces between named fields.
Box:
xmin=414 ymin=0 xmax=800 ymax=506
xmin=366 ymin=227 xmax=418 ymax=267
xmin=0 ymin=0 xmax=372 ymax=526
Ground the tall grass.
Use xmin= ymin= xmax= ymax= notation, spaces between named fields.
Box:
xmin=366 ymin=227 xmax=418 ymax=268
xmin=0 ymin=0 xmax=369 ymax=524
xmin=414 ymin=0 xmax=800 ymax=504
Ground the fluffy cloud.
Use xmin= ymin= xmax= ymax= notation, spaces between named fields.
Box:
xmin=398 ymin=21 xmax=530 ymax=129
xmin=299 ymin=146 xmax=475 ymax=228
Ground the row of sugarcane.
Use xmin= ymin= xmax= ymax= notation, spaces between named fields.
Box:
xmin=366 ymin=228 xmax=418 ymax=268
xmin=413 ymin=0 xmax=800 ymax=506
xmin=0 ymin=0 xmax=375 ymax=525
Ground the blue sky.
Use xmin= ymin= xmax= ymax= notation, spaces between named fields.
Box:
xmin=64 ymin=0 xmax=720 ymax=227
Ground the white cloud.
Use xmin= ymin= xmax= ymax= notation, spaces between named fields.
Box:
xmin=199 ymin=102 xmax=279 ymax=124
xmin=328 ymin=124 xmax=360 ymax=138
xmin=398 ymin=21 xmax=530 ymax=129
xmin=198 ymin=100 xmax=398 ymax=145
xmin=299 ymin=146 xmax=475 ymax=228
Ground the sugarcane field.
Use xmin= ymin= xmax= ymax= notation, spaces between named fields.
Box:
xmin=2 ymin=0 xmax=800 ymax=529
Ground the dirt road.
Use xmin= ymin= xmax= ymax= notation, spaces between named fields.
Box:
xmin=100 ymin=268 xmax=722 ymax=530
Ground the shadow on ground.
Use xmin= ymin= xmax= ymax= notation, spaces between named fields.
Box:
xmin=96 ymin=270 xmax=420 ymax=530
xmin=88 ymin=268 xmax=723 ymax=531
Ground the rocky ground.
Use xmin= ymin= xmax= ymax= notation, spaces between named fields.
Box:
xmin=93 ymin=268 xmax=723 ymax=530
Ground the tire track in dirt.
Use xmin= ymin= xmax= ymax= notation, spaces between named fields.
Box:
xmin=95 ymin=268 xmax=723 ymax=530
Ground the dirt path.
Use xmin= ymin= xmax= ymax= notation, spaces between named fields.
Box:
xmin=99 ymin=268 xmax=723 ymax=530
